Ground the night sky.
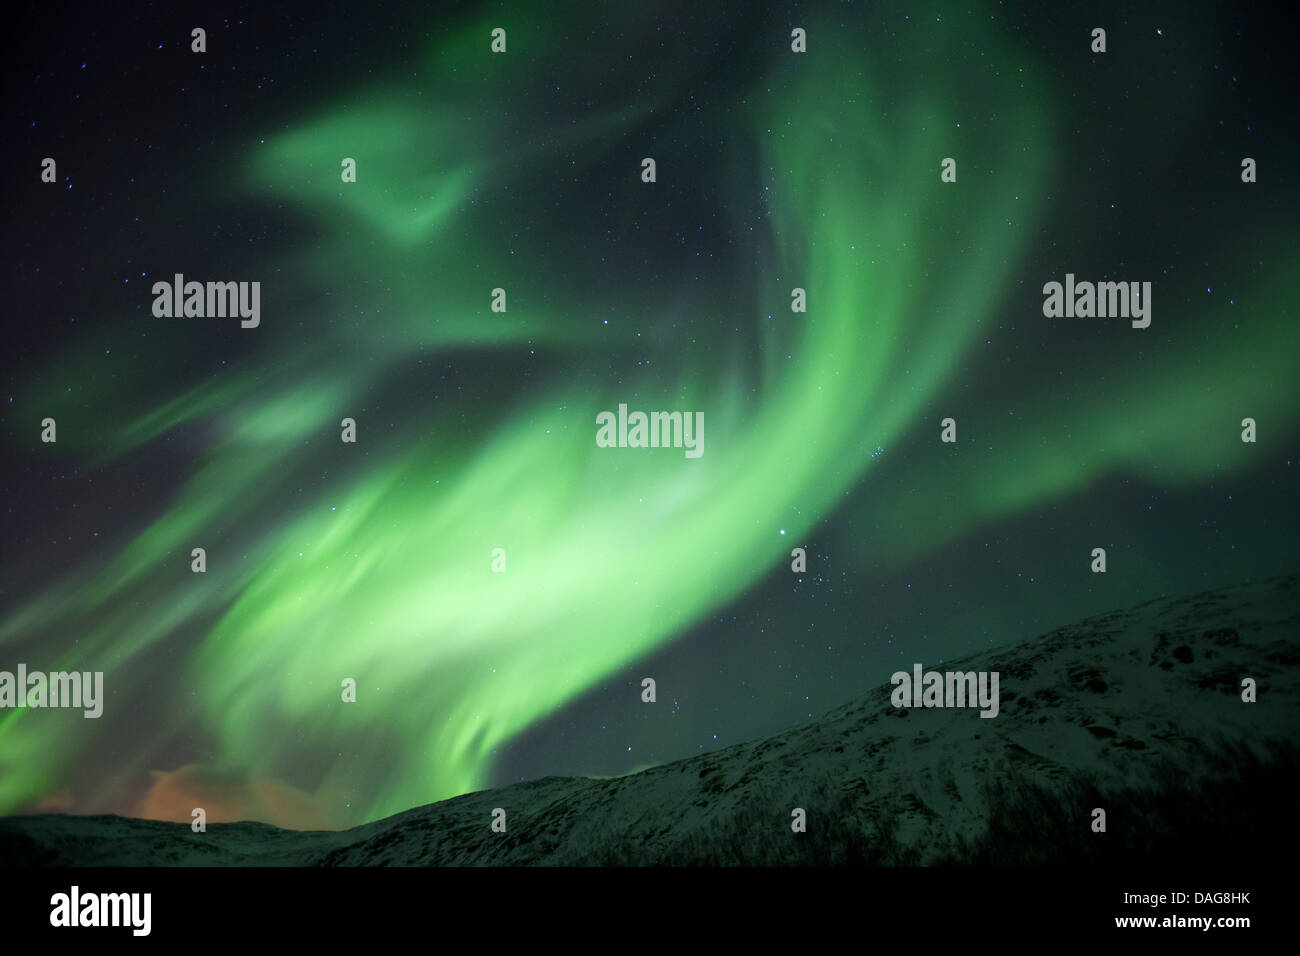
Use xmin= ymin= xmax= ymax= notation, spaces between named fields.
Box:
xmin=2 ymin=1 xmax=1296 ymax=830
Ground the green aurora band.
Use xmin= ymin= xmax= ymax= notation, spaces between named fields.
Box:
xmin=2 ymin=10 xmax=1295 ymax=824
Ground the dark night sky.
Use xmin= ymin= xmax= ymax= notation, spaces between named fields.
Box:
xmin=1 ymin=1 xmax=1296 ymax=828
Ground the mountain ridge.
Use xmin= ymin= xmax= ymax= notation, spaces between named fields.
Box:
xmin=2 ymin=573 xmax=1295 ymax=866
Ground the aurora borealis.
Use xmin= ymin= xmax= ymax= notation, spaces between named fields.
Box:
xmin=3 ymin=1 xmax=1297 ymax=830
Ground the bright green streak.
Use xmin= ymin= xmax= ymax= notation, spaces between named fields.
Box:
xmin=2 ymin=12 xmax=1292 ymax=824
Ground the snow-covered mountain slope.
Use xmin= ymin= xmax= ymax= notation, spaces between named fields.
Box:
xmin=2 ymin=574 xmax=1295 ymax=865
